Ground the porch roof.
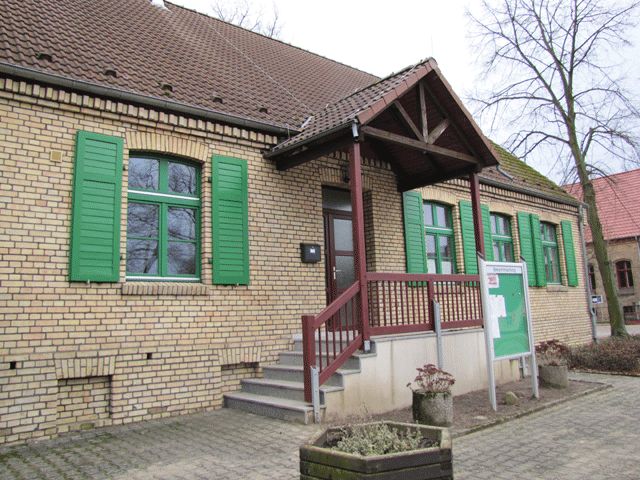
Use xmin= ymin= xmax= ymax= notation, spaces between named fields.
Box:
xmin=266 ymin=59 xmax=500 ymax=191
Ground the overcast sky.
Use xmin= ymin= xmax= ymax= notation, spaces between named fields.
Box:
xmin=170 ymin=0 xmax=640 ymax=182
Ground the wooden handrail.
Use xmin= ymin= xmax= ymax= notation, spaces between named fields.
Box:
xmin=366 ymin=272 xmax=480 ymax=282
xmin=308 ymin=283 xmax=360 ymax=329
xmin=302 ymin=281 xmax=362 ymax=403
xmin=302 ymin=273 xmax=483 ymax=403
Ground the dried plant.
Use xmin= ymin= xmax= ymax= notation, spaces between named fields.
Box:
xmin=570 ymin=336 xmax=640 ymax=373
xmin=331 ymin=422 xmax=430 ymax=456
xmin=536 ymin=339 xmax=570 ymax=366
xmin=407 ymin=364 xmax=455 ymax=394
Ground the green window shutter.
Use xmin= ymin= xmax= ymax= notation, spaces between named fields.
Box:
xmin=69 ymin=131 xmax=123 ymax=282
xmin=212 ymin=155 xmax=249 ymax=285
xmin=561 ymin=220 xmax=579 ymax=286
xmin=529 ymin=213 xmax=546 ymax=287
xmin=517 ymin=212 xmax=537 ymax=286
xmin=481 ymin=204 xmax=494 ymax=262
xmin=403 ymin=191 xmax=428 ymax=273
xmin=458 ymin=200 xmax=478 ymax=274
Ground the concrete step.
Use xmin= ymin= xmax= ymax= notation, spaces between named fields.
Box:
xmin=223 ymin=392 xmax=322 ymax=424
xmin=240 ymin=378 xmax=342 ymax=403
xmin=262 ymin=364 xmax=360 ymax=387
xmin=291 ymin=335 xmax=355 ymax=352
xmin=278 ymin=350 xmax=361 ymax=370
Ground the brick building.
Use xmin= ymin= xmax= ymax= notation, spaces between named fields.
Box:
xmin=1 ymin=0 xmax=591 ymax=445
xmin=565 ymin=169 xmax=640 ymax=324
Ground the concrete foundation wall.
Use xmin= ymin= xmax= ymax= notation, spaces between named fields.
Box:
xmin=324 ymin=330 xmax=520 ymax=419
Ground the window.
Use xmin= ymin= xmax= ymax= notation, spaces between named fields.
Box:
xmin=588 ymin=264 xmax=596 ymax=292
xmin=126 ymin=155 xmax=200 ymax=280
xmin=490 ymin=213 xmax=514 ymax=262
xmin=423 ymin=202 xmax=456 ymax=274
xmin=616 ymin=260 xmax=633 ymax=289
xmin=540 ymin=222 xmax=561 ymax=284
xmin=623 ymin=305 xmax=637 ymax=321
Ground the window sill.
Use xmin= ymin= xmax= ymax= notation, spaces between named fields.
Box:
xmin=619 ymin=288 xmax=635 ymax=296
xmin=546 ymin=284 xmax=568 ymax=293
xmin=121 ymin=282 xmax=209 ymax=296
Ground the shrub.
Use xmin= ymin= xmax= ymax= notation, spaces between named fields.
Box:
xmin=406 ymin=364 xmax=455 ymax=394
xmin=570 ymin=335 xmax=640 ymax=373
xmin=331 ymin=422 xmax=434 ymax=456
xmin=536 ymin=339 xmax=570 ymax=366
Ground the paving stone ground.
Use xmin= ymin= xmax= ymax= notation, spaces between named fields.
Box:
xmin=0 ymin=372 xmax=638 ymax=479
xmin=455 ymin=373 xmax=640 ymax=480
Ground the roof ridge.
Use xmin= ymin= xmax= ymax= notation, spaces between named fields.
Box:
xmin=301 ymin=59 xmax=433 ymax=129
xmin=336 ymin=58 xmax=432 ymax=106
xmin=165 ymin=1 xmax=379 ymax=80
xmin=562 ymin=167 xmax=640 ymax=188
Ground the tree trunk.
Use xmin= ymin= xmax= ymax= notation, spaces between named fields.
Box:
xmin=563 ymin=97 xmax=628 ymax=338
xmin=574 ymin=159 xmax=628 ymax=337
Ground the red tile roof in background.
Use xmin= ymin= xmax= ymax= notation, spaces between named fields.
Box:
xmin=564 ymin=168 xmax=640 ymax=242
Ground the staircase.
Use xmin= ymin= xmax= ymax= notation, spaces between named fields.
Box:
xmin=224 ymin=335 xmax=372 ymax=424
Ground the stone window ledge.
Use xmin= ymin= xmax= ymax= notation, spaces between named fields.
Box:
xmin=121 ymin=282 xmax=209 ymax=296
xmin=546 ymin=284 xmax=568 ymax=293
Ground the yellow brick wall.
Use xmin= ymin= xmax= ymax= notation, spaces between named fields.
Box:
xmin=57 ymin=376 xmax=111 ymax=434
xmin=0 ymin=76 xmax=591 ymax=446
xmin=419 ymin=179 xmax=592 ymax=345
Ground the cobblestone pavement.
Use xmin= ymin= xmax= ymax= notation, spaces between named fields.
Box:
xmin=0 ymin=409 xmax=320 ymax=480
xmin=0 ymin=373 xmax=638 ymax=479
xmin=455 ymin=373 xmax=640 ymax=479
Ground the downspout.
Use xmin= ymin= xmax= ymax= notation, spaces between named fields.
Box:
xmin=578 ymin=204 xmax=598 ymax=342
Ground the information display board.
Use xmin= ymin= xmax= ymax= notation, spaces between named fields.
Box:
xmin=485 ymin=266 xmax=530 ymax=358
xmin=479 ymin=258 xmax=538 ymax=410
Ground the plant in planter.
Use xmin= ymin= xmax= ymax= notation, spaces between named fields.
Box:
xmin=407 ymin=364 xmax=455 ymax=427
xmin=536 ymin=339 xmax=570 ymax=388
xmin=300 ymin=421 xmax=452 ymax=479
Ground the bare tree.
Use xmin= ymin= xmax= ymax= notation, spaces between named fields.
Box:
xmin=211 ymin=0 xmax=282 ymax=38
xmin=469 ymin=0 xmax=640 ymax=337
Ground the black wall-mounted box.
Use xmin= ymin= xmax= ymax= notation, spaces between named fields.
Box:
xmin=300 ymin=243 xmax=321 ymax=263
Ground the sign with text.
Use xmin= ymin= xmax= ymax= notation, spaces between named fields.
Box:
xmin=479 ymin=259 xmax=538 ymax=410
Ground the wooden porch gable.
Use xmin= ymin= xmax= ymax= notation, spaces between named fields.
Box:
xmin=266 ymin=59 xmax=500 ymax=192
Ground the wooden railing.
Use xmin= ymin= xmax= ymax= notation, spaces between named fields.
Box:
xmin=367 ymin=273 xmax=482 ymax=333
xmin=301 ymin=273 xmax=482 ymax=402
xmin=301 ymin=283 xmax=362 ymax=402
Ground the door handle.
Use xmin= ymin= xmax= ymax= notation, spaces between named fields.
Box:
xmin=332 ymin=266 xmax=343 ymax=280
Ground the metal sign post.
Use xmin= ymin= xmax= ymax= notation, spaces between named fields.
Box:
xmin=433 ymin=301 xmax=444 ymax=370
xmin=479 ymin=257 xmax=538 ymax=411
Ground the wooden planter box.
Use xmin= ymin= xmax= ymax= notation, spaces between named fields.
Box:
xmin=299 ymin=421 xmax=452 ymax=479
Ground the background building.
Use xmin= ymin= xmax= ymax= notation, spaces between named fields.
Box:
xmin=565 ymin=169 xmax=640 ymax=324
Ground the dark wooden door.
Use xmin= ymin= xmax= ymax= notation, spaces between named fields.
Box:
xmin=323 ymin=209 xmax=355 ymax=304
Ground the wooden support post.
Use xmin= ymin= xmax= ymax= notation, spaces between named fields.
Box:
xmin=470 ymin=173 xmax=485 ymax=257
xmin=349 ymin=141 xmax=371 ymax=347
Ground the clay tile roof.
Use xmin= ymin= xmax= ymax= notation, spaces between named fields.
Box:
xmin=1 ymin=0 xmax=575 ymax=206
xmin=564 ymin=169 xmax=640 ymax=242
xmin=481 ymin=144 xmax=578 ymax=204
xmin=0 ymin=0 xmax=377 ymax=130
xmin=270 ymin=61 xmax=431 ymax=154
